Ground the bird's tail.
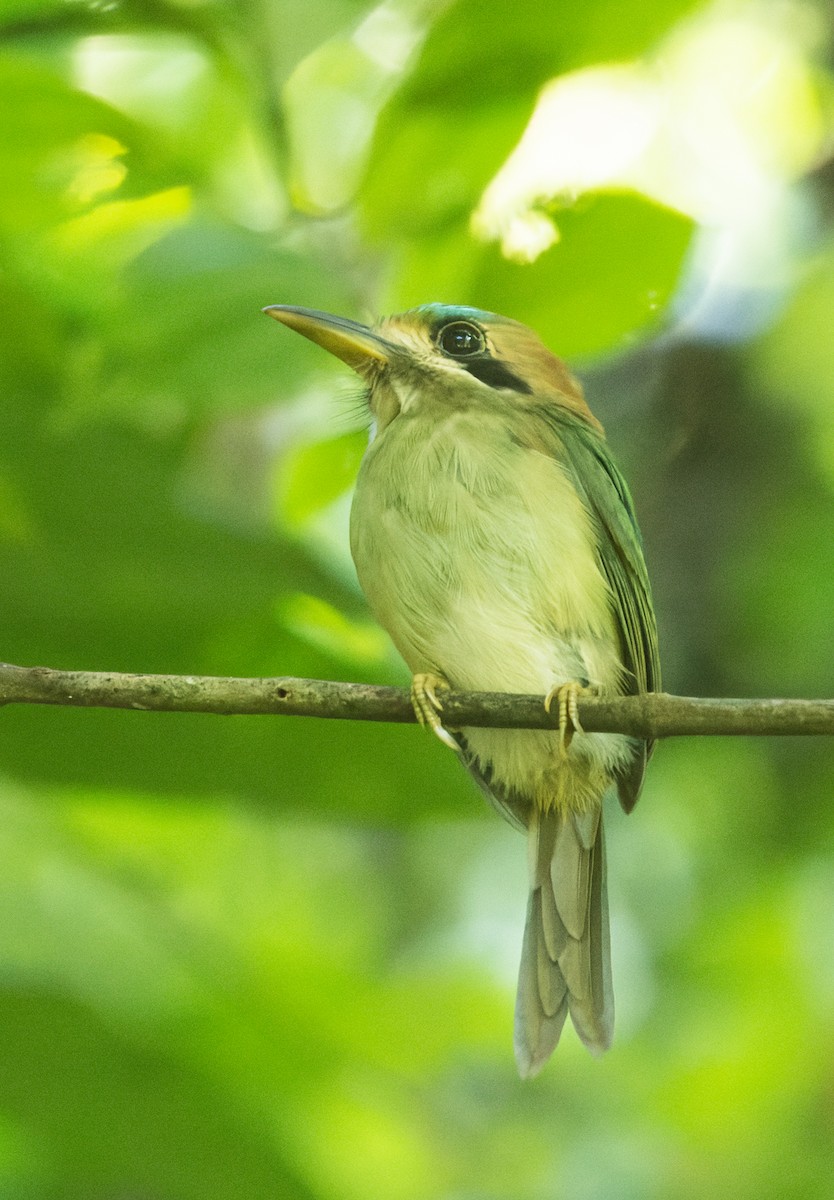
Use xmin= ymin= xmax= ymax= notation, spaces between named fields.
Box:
xmin=514 ymin=803 xmax=613 ymax=1077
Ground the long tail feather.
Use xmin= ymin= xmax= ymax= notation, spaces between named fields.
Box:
xmin=514 ymin=805 xmax=613 ymax=1077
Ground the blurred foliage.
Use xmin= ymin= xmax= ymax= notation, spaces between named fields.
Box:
xmin=2 ymin=0 xmax=834 ymax=1197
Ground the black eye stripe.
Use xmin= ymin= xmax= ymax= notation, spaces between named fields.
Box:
xmin=463 ymin=358 xmax=533 ymax=394
xmin=434 ymin=319 xmax=532 ymax=393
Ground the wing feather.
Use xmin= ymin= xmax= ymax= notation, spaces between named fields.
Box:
xmin=543 ymin=411 xmax=661 ymax=809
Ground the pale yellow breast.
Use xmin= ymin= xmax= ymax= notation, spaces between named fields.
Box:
xmin=349 ymin=406 xmax=621 ymax=697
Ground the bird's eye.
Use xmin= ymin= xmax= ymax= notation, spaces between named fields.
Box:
xmin=437 ymin=321 xmax=485 ymax=357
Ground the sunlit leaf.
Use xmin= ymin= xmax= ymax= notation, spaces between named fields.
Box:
xmin=279 ymin=429 xmax=366 ymax=525
xmin=383 ymin=192 xmax=694 ymax=357
xmin=278 ymin=591 xmax=389 ymax=664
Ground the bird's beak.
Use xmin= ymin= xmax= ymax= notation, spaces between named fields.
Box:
xmin=263 ymin=305 xmax=393 ymax=376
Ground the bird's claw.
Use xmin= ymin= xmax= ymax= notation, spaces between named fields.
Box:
xmin=411 ymin=672 xmax=459 ymax=751
xmin=544 ymin=681 xmax=593 ymax=759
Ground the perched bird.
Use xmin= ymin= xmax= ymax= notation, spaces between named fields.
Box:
xmin=265 ymin=302 xmax=659 ymax=1077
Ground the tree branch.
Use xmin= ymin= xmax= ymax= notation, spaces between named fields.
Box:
xmin=1 ymin=662 xmax=833 ymax=738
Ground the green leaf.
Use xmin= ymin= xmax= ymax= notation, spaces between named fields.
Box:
xmin=389 ymin=0 xmax=701 ymax=105
xmin=0 ymin=55 xmax=133 ymax=237
xmin=278 ymin=592 xmax=389 ymax=664
xmin=361 ymin=0 xmax=701 ymax=238
xmin=384 ymin=192 xmax=694 ymax=357
xmin=279 ymin=429 xmax=366 ymax=525
xmin=362 ymin=99 xmax=530 ymax=240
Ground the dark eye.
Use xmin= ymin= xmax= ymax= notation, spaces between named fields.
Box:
xmin=438 ymin=321 xmax=485 ymax=357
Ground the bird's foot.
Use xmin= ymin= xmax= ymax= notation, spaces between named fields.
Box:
xmin=544 ymin=680 xmax=595 ymax=759
xmin=411 ymin=672 xmax=459 ymax=751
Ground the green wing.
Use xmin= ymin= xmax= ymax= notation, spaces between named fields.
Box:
xmin=547 ymin=412 xmax=661 ymax=810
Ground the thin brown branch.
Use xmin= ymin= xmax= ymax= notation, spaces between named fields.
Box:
xmin=1 ymin=662 xmax=833 ymax=738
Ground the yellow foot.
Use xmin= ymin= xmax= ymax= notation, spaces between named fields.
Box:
xmin=544 ymin=681 xmax=594 ymax=759
xmin=411 ymin=672 xmax=459 ymax=752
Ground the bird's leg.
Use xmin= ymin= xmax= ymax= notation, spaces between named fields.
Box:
xmin=411 ymin=672 xmax=460 ymax=751
xmin=544 ymin=681 xmax=596 ymax=760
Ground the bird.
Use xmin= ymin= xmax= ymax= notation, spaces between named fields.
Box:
xmin=264 ymin=301 xmax=660 ymax=1077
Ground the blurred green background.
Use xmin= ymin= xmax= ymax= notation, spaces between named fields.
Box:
xmin=3 ymin=0 xmax=834 ymax=1196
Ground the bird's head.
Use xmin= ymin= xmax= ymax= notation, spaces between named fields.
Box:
xmin=264 ymin=302 xmax=601 ymax=435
